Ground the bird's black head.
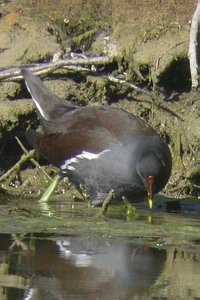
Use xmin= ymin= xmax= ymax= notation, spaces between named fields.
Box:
xmin=136 ymin=144 xmax=172 ymax=208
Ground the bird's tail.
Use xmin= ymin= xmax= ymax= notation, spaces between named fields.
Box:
xmin=21 ymin=69 xmax=77 ymax=123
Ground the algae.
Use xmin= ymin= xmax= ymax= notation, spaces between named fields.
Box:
xmin=0 ymin=194 xmax=199 ymax=249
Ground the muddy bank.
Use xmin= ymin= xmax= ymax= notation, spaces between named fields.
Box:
xmin=0 ymin=0 xmax=199 ymax=200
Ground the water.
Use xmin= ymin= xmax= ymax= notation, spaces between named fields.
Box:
xmin=0 ymin=195 xmax=199 ymax=299
xmin=0 ymin=233 xmax=200 ymax=300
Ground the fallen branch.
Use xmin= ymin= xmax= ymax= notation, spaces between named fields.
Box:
xmin=0 ymin=55 xmax=110 ymax=81
xmin=0 ymin=150 xmax=35 ymax=184
xmin=15 ymin=137 xmax=52 ymax=182
xmin=0 ymin=51 xmax=184 ymax=121
xmin=105 ymin=75 xmax=185 ymax=121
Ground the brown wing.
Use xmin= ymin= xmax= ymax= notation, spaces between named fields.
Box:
xmin=45 ymin=106 xmax=155 ymax=137
xmin=33 ymin=127 xmax=120 ymax=166
xmin=33 ymin=106 xmax=156 ymax=166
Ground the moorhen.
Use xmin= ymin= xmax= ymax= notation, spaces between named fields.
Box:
xmin=21 ymin=69 xmax=172 ymax=207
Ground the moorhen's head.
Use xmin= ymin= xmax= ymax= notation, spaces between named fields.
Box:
xmin=135 ymin=139 xmax=172 ymax=208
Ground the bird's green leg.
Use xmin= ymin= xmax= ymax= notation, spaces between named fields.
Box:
xmin=39 ymin=173 xmax=62 ymax=203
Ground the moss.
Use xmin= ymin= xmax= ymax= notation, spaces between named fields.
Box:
xmin=0 ymin=82 xmax=21 ymax=100
xmin=0 ymin=100 xmax=34 ymax=137
xmin=51 ymin=14 xmax=110 ymax=52
xmin=70 ymin=28 xmax=99 ymax=51
xmin=141 ymin=21 xmax=181 ymax=43
xmin=56 ymin=17 xmax=95 ymax=39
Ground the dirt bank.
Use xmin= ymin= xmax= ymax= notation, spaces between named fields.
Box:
xmin=0 ymin=0 xmax=199 ymax=200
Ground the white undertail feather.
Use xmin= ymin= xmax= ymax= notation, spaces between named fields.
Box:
xmin=25 ymin=81 xmax=47 ymax=120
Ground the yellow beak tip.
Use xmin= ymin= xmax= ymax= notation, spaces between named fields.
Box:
xmin=148 ymin=198 xmax=153 ymax=209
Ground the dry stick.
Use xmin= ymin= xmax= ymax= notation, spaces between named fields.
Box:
xmin=106 ymin=75 xmax=185 ymax=121
xmin=170 ymin=181 xmax=192 ymax=193
xmin=15 ymin=137 xmax=52 ymax=182
xmin=2 ymin=66 xmax=93 ymax=82
xmin=0 ymin=150 xmax=35 ymax=183
xmin=63 ymin=65 xmax=93 ymax=72
xmin=188 ymin=0 xmax=200 ymax=89
xmin=0 ymin=54 xmax=184 ymax=120
xmin=0 ymin=143 xmax=51 ymax=198
xmin=0 ymin=56 xmax=110 ymax=81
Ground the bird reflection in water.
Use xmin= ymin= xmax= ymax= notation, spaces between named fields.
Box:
xmin=23 ymin=238 xmax=166 ymax=300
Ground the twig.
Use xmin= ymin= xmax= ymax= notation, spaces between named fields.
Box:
xmin=170 ymin=181 xmax=191 ymax=192
xmin=0 ymin=150 xmax=35 ymax=183
xmin=15 ymin=137 xmax=52 ymax=182
xmin=63 ymin=65 xmax=92 ymax=72
xmin=0 ymin=52 xmax=184 ymax=121
xmin=106 ymin=75 xmax=185 ymax=121
xmin=106 ymin=75 xmax=149 ymax=95
xmin=0 ymin=55 xmax=110 ymax=81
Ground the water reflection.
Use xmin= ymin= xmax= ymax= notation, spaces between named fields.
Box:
xmin=0 ymin=234 xmax=166 ymax=300
xmin=0 ymin=234 xmax=200 ymax=299
xmin=24 ymin=238 xmax=166 ymax=300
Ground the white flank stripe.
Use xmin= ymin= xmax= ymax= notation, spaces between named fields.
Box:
xmin=77 ymin=151 xmax=103 ymax=160
xmin=67 ymin=165 xmax=75 ymax=171
xmin=61 ymin=149 xmax=110 ymax=171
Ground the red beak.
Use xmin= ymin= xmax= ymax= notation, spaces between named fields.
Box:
xmin=147 ymin=176 xmax=155 ymax=209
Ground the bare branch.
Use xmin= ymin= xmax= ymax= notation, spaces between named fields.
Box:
xmin=188 ymin=0 xmax=200 ymax=89
xmin=0 ymin=56 xmax=110 ymax=81
xmin=105 ymin=75 xmax=185 ymax=121
xmin=0 ymin=53 xmax=184 ymax=121
xmin=0 ymin=150 xmax=35 ymax=183
xmin=15 ymin=137 xmax=52 ymax=182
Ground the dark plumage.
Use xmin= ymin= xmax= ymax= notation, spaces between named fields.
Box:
xmin=22 ymin=69 xmax=172 ymax=207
